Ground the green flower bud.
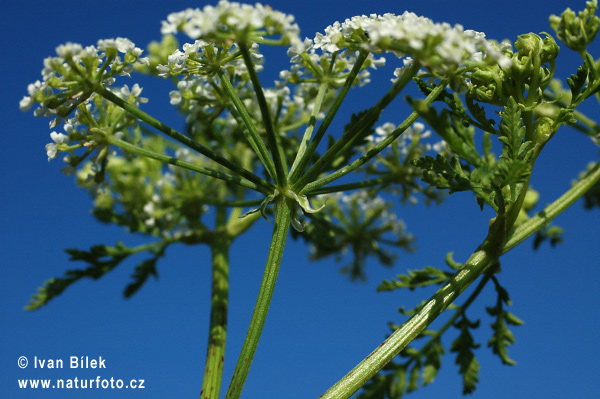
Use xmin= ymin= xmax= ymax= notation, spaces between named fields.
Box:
xmin=522 ymin=188 xmax=540 ymax=211
xmin=540 ymin=34 xmax=560 ymax=64
xmin=533 ymin=116 xmax=556 ymax=145
xmin=549 ymin=0 xmax=600 ymax=53
xmin=515 ymin=33 xmax=543 ymax=55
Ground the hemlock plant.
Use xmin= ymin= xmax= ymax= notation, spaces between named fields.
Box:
xmin=20 ymin=1 xmax=600 ymax=398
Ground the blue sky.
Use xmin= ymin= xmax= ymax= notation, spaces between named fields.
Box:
xmin=2 ymin=0 xmax=599 ymax=398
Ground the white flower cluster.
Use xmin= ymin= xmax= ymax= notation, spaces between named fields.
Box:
xmin=157 ymin=40 xmax=263 ymax=79
xmin=161 ymin=0 xmax=300 ymax=45
xmin=330 ymin=190 xmax=410 ymax=237
xmin=366 ymin=122 xmax=446 ymax=155
xmin=310 ymin=12 xmax=511 ymax=76
xmin=281 ymin=44 xmax=385 ymax=88
xmin=20 ymin=38 xmax=149 ymax=128
xmin=363 ymin=122 xmax=447 ymax=157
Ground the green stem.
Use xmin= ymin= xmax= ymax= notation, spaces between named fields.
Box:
xmin=225 ymin=196 xmax=292 ymax=399
xmin=201 ymin=208 xmax=230 ymax=399
xmin=289 ymin=82 xmax=329 ymax=175
xmin=288 ymin=50 xmax=371 ymax=184
xmin=301 ymin=78 xmax=447 ymax=194
xmin=100 ymin=132 xmax=271 ymax=194
xmin=320 ymin=245 xmax=499 ymax=399
xmin=320 ymin=161 xmax=600 ymax=399
xmin=305 ymin=175 xmax=395 ymax=195
xmin=414 ymin=271 xmax=492 ymax=359
xmin=95 ymin=85 xmax=271 ymax=191
xmin=217 ymin=70 xmax=278 ymax=183
xmin=238 ymin=41 xmax=287 ymax=186
xmin=503 ymin=160 xmax=600 ymax=253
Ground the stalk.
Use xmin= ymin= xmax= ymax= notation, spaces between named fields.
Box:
xmin=287 ymin=50 xmax=371 ymax=184
xmin=95 ymin=85 xmax=271 ymax=191
xmin=320 ymin=161 xmax=600 ymax=398
xmin=225 ymin=195 xmax=292 ymax=399
xmin=300 ymin=79 xmax=447 ymax=194
xmin=238 ymin=41 xmax=287 ymax=186
xmin=319 ymin=243 xmax=499 ymax=399
xmin=216 ymin=70 xmax=278 ymax=183
xmin=200 ymin=207 xmax=231 ymax=399
xmin=99 ymin=132 xmax=272 ymax=194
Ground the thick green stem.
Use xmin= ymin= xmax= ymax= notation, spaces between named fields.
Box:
xmin=320 ymin=245 xmax=498 ymax=399
xmin=225 ymin=196 xmax=291 ymax=399
xmin=320 ymin=161 xmax=600 ymax=398
xmin=201 ymin=208 xmax=230 ymax=399
xmin=504 ymin=160 xmax=600 ymax=253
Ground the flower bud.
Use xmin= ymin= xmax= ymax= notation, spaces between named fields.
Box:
xmin=540 ymin=34 xmax=560 ymax=64
xmin=549 ymin=0 xmax=600 ymax=53
xmin=533 ymin=116 xmax=556 ymax=145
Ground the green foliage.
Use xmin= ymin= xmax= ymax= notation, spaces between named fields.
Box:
xmin=486 ymin=278 xmax=524 ymax=366
xmin=412 ymin=96 xmax=536 ymax=213
xmin=450 ymin=315 xmax=481 ymax=394
xmin=359 ymin=332 xmax=446 ymax=399
xmin=583 ymin=178 xmax=600 ymax=209
xmin=378 ymin=266 xmax=454 ymax=292
xmin=566 ymin=52 xmax=600 ymax=106
xmin=20 ymin=1 xmax=600 ymax=398
xmin=533 ymin=225 xmax=565 ymax=249
xmin=25 ymin=241 xmax=168 ymax=310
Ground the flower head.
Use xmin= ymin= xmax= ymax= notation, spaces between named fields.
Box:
xmin=20 ymin=38 xmax=148 ymax=128
xmin=161 ymin=1 xmax=300 ymax=46
xmin=305 ymin=12 xmax=511 ymax=77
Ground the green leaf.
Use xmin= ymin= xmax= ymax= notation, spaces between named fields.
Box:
xmin=450 ymin=315 xmax=481 ymax=394
xmin=123 ymin=253 xmax=162 ymax=298
xmin=533 ymin=225 xmax=565 ymax=249
xmin=486 ymin=278 xmax=523 ymax=365
xmin=422 ymin=337 xmax=445 ymax=386
xmin=410 ymin=96 xmax=482 ymax=167
xmin=568 ymin=63 xmax=589 ymax=100
xmin=499 ymin=97 xmax=533 ymax=163
xmin=25 ymin=243 xmax=131 ymax=310
xmin=412 ymin=154 xmax=474 ymax=193
xmin=378 ymin=266 xmax=454 ymax=291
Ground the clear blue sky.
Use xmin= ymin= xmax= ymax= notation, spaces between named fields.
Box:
xmin=2 ymin=0 xmax=599 ymax=398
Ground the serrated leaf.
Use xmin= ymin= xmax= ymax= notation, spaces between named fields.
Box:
xmin=412 ymin=154 xmax=474 ymax=194
xmin=499 ymin=98 xmax=533 ymax=163
xmin=487 ymin=315 xmax=517 ymax=365
xmin=410 ymin=98 xmax=482 ymax=167
xmin=378 ymin=266 xmax=453 ymax=292
xmin=487 ymin=278 xmax=522 ymax=365
xmin=123 ymin=254 xmax=162 ymax=298
xmin=406 ymin=364 xmax=420 ymax=393
xmin=568 ymin=64 xmax=588 ymax=99
xmin=451 ymin=315 xmax=481 ymax=394
xmin=504 ymin=311 xmax=525 ymax=326
xmin=25 ymin=244 xmax=132 ymax=310
xmin=422 ymin=337 xmax=445 ymax=386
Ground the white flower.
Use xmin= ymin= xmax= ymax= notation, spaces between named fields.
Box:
xmin=161 ymin=1 xmax=300 ymax=44
xmin=312 ymin=12 xmax=511 ymax=75
xmin=45 ymin=132 xmax=69 ymax=161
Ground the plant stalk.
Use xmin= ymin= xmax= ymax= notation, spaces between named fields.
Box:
xmin=200 ymin=207 xmax=231 ymax=399
xmin=225 ymin=195 xmax=291 ymax=399
xmin=320 ymin=161 xmax=600 ymax=398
